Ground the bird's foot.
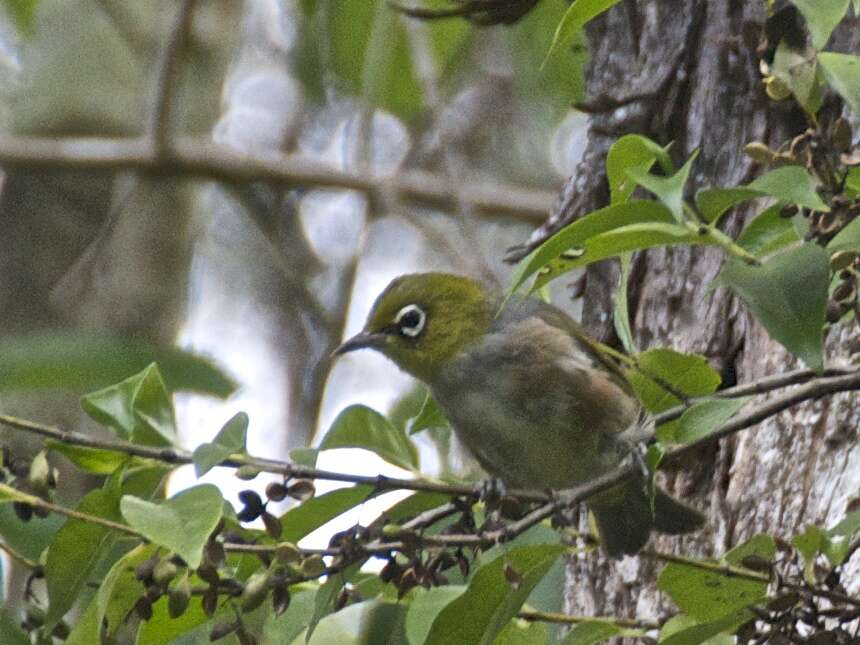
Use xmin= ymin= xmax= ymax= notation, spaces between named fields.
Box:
xmin=627 ymin=441 xmax=652 ymax=479
xmin=476 ymin=477 xmax=507 ymax=504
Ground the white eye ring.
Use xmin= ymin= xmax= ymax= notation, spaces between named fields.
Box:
xmin=395 ymin=304 xmax=426 ymax=338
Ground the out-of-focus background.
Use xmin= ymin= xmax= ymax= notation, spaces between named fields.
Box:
xmin=0 ymin=0 xmax=588 ymax=556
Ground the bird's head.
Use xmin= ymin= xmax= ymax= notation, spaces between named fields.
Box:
xmin=334 ymin=273 xmax=495 ymax=383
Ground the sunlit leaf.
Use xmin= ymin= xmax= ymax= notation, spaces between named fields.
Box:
xmin=606 ymin=134 xmax=672 ymax=205
xmin=790 ymin=0 xmax=849 ymax=49
xmin=406 ymin=586 xmax=467 ymax=645
xmin=510 ymin=200 xmax=676 ymax=293
xmin=662 ymin=397 xmax=751 ymax=445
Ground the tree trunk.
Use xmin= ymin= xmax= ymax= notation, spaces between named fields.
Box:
xmin=518 ymin=0 xmax=860 ymax=625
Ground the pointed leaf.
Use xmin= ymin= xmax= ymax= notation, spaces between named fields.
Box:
xmin=280 ymin=485 xmax=374 ymax=543
xmin=657 ymin=560 xmax=766 ymax=622
xmin=321 ymin=405 xmax=419 ymax=471
xmin=510 ymin=200 xmax=675 ymax=293
xmin=606 ymin=134 xmax=671 ymax=205
xmin=407 ymin=393 xmax=449 ymax=435
xmin=695 ymin=187 xmax=762 ymax=224
xmin=45 ymin=487 xmax=121 ymax=628
xmin=626 ymin=151 xmax=698 ymax=221
xmin=718 ymin=244 xmax=828 ymax=371
xmin=665 ymin=397 xmax=751 ymax=445
xmin=735 ymin=204 xmax=800 ymax=257
xmin=790 ymin=0 xmax=849 ymax=49
xmin=424 ymin=544 xmax=564 ymax=645
xmin=544 ymin=0 xmax=622 ymax=67
xmin=82 ymin=363 xmax=177 ymax=446
xmin=532 ymin=222 xmax=706 ymax=291
xmin=746 ymin=166 xmax=829 ymax=212
xmin=819 ymin=52 xmax=860 ymax=120
xmin=121 ymin=484 xmax=223 ymax=568
xmin=626 ymin=349 xmax=721 ymax=414
xmin=192 ymin=412 xmax=249 ymax=477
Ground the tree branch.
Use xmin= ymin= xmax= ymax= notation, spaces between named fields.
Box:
xmin=0 ymin=135 xmax=555 ymax=223
xmin=149 ymin=0 xmax=197 ymax=150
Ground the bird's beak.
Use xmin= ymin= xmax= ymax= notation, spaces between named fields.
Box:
xmin=333 ymin=331 xmax=387 ymax=357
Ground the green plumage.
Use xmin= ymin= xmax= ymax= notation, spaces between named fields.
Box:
xmin=338 ymin=272 xmax=704 ymax=557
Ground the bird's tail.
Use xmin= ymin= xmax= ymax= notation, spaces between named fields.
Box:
xmin=589 ymin=480 xmax=704 ymax=558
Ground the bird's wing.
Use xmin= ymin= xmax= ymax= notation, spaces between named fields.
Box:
xmin=485 ymin=302 xmax=641 ymax=437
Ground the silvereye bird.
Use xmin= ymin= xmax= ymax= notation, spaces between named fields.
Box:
xmin=335 ymin=272 xmax=703 ymax=557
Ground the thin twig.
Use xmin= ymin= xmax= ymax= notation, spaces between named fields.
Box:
xmin=0 ymin=135 xmax=555 ymax=223
xmin=0 ymin=540 xmax=38 ymax=569
xmin=149 ymin=0 xmax=197 ymax=151
xmin=0 ymin=483 xmax=142 ymax=539
xmin=516 ymin=608 xmax=658 ymax=630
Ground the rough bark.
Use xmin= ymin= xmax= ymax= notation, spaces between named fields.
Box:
xmin=517 ymin=0 xmax=860 ymax=627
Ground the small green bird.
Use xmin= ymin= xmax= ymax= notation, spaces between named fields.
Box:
xmin=335 ymin=272 xmax=703 ymax=557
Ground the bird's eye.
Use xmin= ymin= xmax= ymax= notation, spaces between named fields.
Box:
xmin=394 ymin=304 xmax=426 ymax=338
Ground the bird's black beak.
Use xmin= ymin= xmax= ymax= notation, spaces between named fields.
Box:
xmin=333 ymin=331 xmax=387 ymax=357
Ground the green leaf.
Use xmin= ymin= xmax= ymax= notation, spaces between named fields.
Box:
xmin=66 ymin=544 xmax=154 ymax=645
xmin=543 ymin=0 xmax=622 ymax=68
xmin=192 ymin=412 xmax=249 ymax=477
xmin=613 ymin=252 xmax=637 ymax=353
xmin=45 ymin=487 xmax=121 ymax=629
xmin=510 ymin=200 xmax=675 ymax=293
xmin=735 ymin=204 xmax=801 ymax=257
xmin=718 ymin=244 xmax=828 ymax=372
xmin=562 ymin=620 xmax=624 ymax=644
xmin=81 ymin=363 xmax=177 ymax=446
xmin=746 ymin=166 xmax=829 ymax=212
xmin=327 ymin=0 xmax=422 ymax=120
xmin=0 ymin=609 xmax=28 ymax=645
xmin=824 ymin=511 xmax=860 ymax=566
xmin=407 ymin=392 xmax=449 ymax=435
xmin=496 ymin=619 xmax=550 ymax=645
xmin=46 ymin=441 xmax=129 ymax=475
xmin=626 ymin=349 xmax=721 ymax=413
xmin=790 ymin=0 xmax=849 ymax=49
xmin=657 ymin=560 xmax=766 ymax=623
xmin=424 ymin=544 xmax=565 ymax=645
xmin=771 ymin=40 xmax=823 ymax=114
xmin=0 ymin=502 xmax=63 ymax=562
xmin=695 ymin=187 xmax=762 ymax=224
xmin=0 ymin=332 xmax=234 ymax=397
xmin=1 ymin=0 xmax=38 ymax=35
xmin=827 ymin=215 xmax=860 ymax=253
xmin=606 ymin=134 xmax=672 ymax=205
xmin=659 ymin=612 xmax=745 ymax=645
xmin=321 ymin=405 xmax=419 ymax=472
xmin=532 ymin=222 xmax=707 ymax=291
xmin=262 ymin=588 xmax=317 ymax=645
xmin=136 ymin=593 xmax=210 ymax=645
xmin=406 ymin=586 xmax=466 ymax=645
xmin=307 ymin=561 xmax=363 ymax=642
xmin=665 ymin=397 xmax=751 ymax=445
xmin=280 ymin=485 xmax=374 ymax=543
xmin=120 ymin=484 xmax=223 ymax=568
xmin=724 ymin=534 xmax=776 ymax=567
xmin=625 ymin=151 xmax=698 ymax=221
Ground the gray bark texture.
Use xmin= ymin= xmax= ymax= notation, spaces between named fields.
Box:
xmin=512 ymin=0 xmax=860 ymax=628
